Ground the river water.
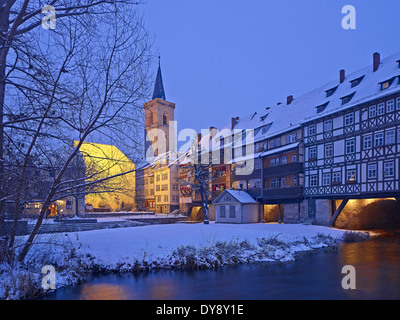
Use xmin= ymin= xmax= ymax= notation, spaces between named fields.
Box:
xmin=41 ymin=233 xmax=400 ymax=300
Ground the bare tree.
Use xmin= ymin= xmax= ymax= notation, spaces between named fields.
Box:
xmin=0 ymin=0 xmax=153 ymax=263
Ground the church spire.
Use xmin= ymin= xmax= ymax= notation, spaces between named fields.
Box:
xmin=152 ymin=56 xmax=166 ymax=100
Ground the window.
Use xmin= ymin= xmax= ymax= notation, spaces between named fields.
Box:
xmin=163 ymin=112 xmax=168 ymax=125
xmin=309 ymin=147 xmax=317 ymax=160
xmin=375 ymin=132 xmax=384 ymax=147
xmin=364 ymin=135 xmax=372 ymax=149
xmin=369 ymin=105 xmax=376 ymax=118
xmin=220 ymin=206 xmax=226 ymax=218
xmin=270 ymin=159 xmax=276 ymax=167
xmin=157 ymin=196 xmax=161 ymax=202
xmin=156 ymin=175 xmax=160 ymax=182
xmin=316 ymin=102 xmax=329 ymax=113
xmin=341 ymin=92 xmax=356 ymax=105
xmin=345 ymin=113 xmax=354 ymax=126
xmin=350 ymin=76 xmax=364 ymax=88
xmin=156 ymin=185 xmax=160 ymax=191
xmin=66 ymin=200 xmax=72 ymax=209
xmin=271 ymin=178 xmax=280 ymax=188
xmin=172 ymin=184 xmax=179 ymax=191
xmin=309 ymin=124 xmax=316 ymax=136
xmin=310 ymin=175 xmax=318 ymax=187
xmin=270 ymin=139 xmax=275 ymax=149
xmin=162 ymin=173 xmax=168 ymax=180
xmin=333 ymin=172 xmax=341 ymax=184
xmin=377 ymin=103 xmax=385 ymax=115
xmin=276 ymin=137 xmax=281 ymax=147
xmin=229 ymin=206 xmax=236 ymax=218
xmin=286 ymin=132 xmax=297 ymax=143
xmin=380 ymin=80 xmax=391 ymax=90
xmin=161 ymin=184 xmax=168 ymax=191
xmin=282 ymin=156 xmax=287 ymax=165
xmin=384 ymin=162 xmax=394 ymax=177
xmin=368 ymin=164 xmax=377 ymax=179
xmin=386 ymin=130 xmax=396 ymax=145
xmin=292 ymin=155 xmax=297 ymax=163
xmin=346 ymin=170 xmax=356 ymax=183
xmin=322 ymin=173 xmax=331 ymax=186
xmin=293 ymin=176 xmax=297 ymax=186
xmin=324 ymin=120 xmax=332 ymax=131
xmin=325 ymin=144 xmax=333 ymax=158
xmin=275 ymin=158 xmax=280 ymax=166
xmin=346 ymin=140 xmax=355 ymax=154
xmin=387 ymin=100 xmax=395 ymax=113
xmin=164 ymin=195 xmax=168 ymax=202
xmin=397 ymin=98 xmax=400 ymax=110
xmin=281 ymin=177 xmax=286 ymax=187
xmin=326 ymin=86 xmax=338 ymax=97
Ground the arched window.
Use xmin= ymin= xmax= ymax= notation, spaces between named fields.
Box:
xmin=147 ymin=111 xmax=153 ymax=125
xmin=163 ymin=112 xmax=168 ymax=126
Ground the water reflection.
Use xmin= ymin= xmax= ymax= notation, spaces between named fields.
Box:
xmin=42 ymin=235 xmax=400 ymax=300
xmin=79 ymin=284 xmax=133 ymax=300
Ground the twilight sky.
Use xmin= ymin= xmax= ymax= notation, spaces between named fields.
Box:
xmin=139 ymin=0 xmax=400 ymax=133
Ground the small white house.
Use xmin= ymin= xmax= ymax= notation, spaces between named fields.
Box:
xmin=213 ymin=190 xmax=260 ymax=224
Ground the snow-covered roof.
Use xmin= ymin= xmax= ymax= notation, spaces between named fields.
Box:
xmin=234 ymin=52 xmax=400 ymax=135
xmin=199 ymin=52 xmax=400 ymax=154
xmin=213 ymin=189 xmax=258 ymax=204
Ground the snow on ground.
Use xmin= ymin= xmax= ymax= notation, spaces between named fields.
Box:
xmin=70 ymin=222 xmax=347 ymax=268
xmin=1 ymin=222 xmax=354 ymax=299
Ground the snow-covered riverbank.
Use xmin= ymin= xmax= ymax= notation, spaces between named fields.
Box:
xmin=0 ymin=223 xmax=363 ymax=299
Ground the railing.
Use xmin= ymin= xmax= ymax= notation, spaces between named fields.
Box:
xmin=263 ymin=163 xmax=303 ymax=177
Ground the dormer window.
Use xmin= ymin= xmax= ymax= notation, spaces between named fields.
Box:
xmin=350 ymin=75 xmax=365 ymax=88
xmin=325 ymin=86 xmax=338 ymax=98
xmin=379 ymin=77 xmax=396 ymax=91
xmin=341 ymin=92 xmax=356 ymax=105
xmin=316 ymin=102 xmax=329 ymax=114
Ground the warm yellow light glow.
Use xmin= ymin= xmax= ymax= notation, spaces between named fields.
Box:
xmin=75 ymin=141 xmax=136 ymax=212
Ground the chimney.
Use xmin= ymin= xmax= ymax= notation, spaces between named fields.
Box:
xmin=209 ymin=126 xmax=217 ymax=139
xmin=340 ymin=69 xmax=346 ymax=83
xmin=231 ymin=117 xmax=239 ymax=130
xmin=373 ymin=52 xmax=380 ymax=72
xmin=287 ymin=95 xmax=294 ymax=105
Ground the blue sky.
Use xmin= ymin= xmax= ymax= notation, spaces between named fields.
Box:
xmin=139 ymin=0 xmax=400 ymax=133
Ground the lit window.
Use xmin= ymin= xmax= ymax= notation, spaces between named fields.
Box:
xmin=346 ymin=170 xmax=356 ymax=183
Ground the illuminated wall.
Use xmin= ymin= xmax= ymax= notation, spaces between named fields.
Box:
xmin=76 ymin=141 xmax=136 ymax=212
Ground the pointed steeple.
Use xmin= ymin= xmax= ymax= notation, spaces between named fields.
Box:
xmin=152 ymin=56 xmax=166 ymax=100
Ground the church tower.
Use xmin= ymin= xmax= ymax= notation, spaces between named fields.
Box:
xmin=144 ymin=58 xmax=176 ymax=158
